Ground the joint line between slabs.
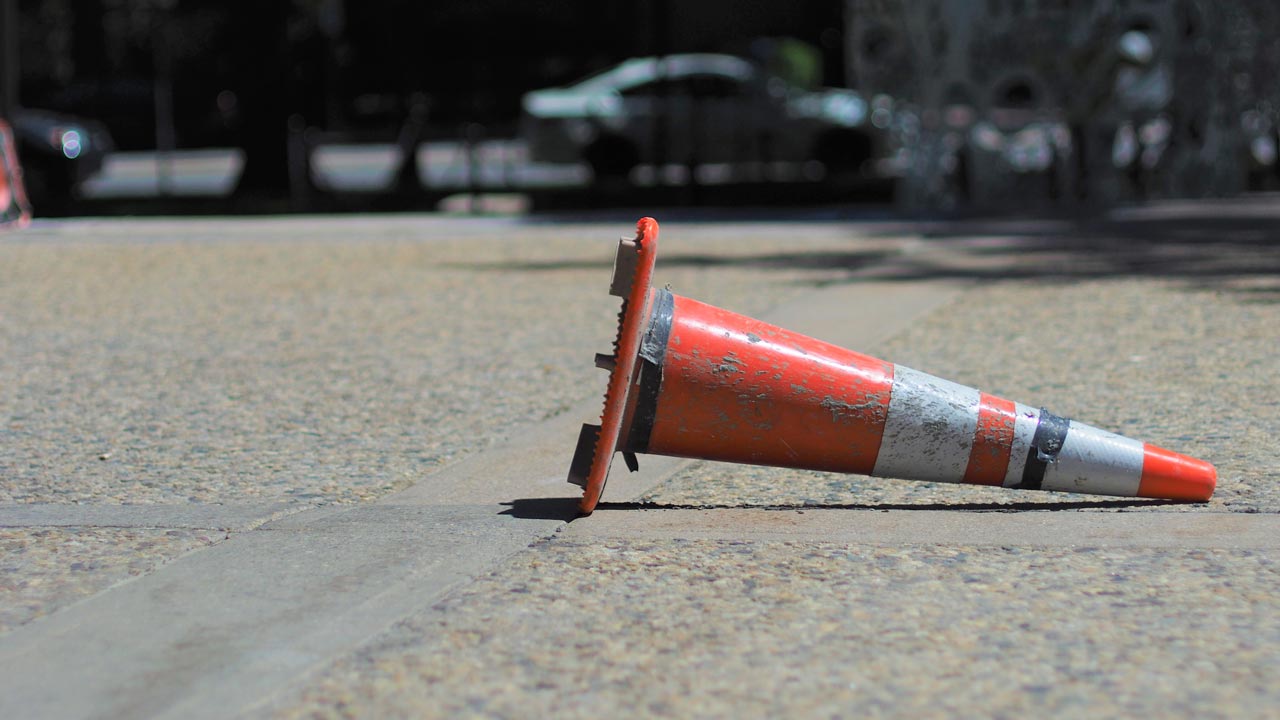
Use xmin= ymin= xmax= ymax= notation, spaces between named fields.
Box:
xmin=0 ymin=502 xmax=315 ymax=532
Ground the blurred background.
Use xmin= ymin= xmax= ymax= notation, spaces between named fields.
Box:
xmin=0 ymin=0 xmax=1277 ymax=217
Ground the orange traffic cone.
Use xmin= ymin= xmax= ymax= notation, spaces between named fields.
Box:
xmin=0 ymin=119 xmax=32 ymax=230
xmin=568 ymin=218 xmax=1216 ymax=514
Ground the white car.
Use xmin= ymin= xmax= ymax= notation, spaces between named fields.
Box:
xmin=520 ymin=54 xmax=884 ymax=180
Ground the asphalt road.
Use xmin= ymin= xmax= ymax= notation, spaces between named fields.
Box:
xmin=1 ymin=199 xmax=1277 ymax=718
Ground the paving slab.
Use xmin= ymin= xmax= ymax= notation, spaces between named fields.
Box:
xmin=0 ymin=527 xmax=216 ymax=635
xmin=270 ymin=535 xmax=1280 ymax=719
xmin=0 ymin=214 xmax=955 ymax=718
xmin=3 ymin=201 xmax=1277 ymax=718
xmin=263 ymin=198 xmax=1280 ymax=719
xmin=0 ymin=504 xmax=562 ymax=720
xmin=0 ymin=214 xmax=913 ymax=644
xmin=3 ymin=215 xmax=893 ymax=507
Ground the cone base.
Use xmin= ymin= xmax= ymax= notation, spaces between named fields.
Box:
xmin=573 ymin=218 xmax=660 ymax=514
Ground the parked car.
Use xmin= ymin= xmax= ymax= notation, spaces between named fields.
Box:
xmin=11 ymin=109 xmax=114 ymax=213
xmin=520 ymin=54 xmax=885 ymax=180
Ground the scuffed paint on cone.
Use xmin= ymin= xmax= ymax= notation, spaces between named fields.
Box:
xmin=568 ymin=218 xmax=1216 ymax=514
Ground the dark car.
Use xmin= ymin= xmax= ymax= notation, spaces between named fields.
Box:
xmin=11 ymin=109 xmax=114 ymax=213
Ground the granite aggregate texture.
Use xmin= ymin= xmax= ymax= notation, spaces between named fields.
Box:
xmin=265 ymin=201 xmax=1279 ymax=718
xmin=0 ymin=216 xmax=887 ymax=638
xmin=1 ymin=217 xmax=878 ymax=507
xmin=0 ymin=527 xmax=215 ymax=633
xmin=274 ymin=537 xmax=1280 ymax=719
xmin=4 ymin=203 xmax=1278 ymax=716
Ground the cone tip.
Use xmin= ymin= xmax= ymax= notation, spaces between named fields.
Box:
xmin=1138 ymin=445 xmax=1217 ymax=502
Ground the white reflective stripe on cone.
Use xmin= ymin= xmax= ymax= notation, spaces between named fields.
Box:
xmin=872 ymin=365 xmax=980 ymax=484
xmin=1040 ymin=421 xmax=1144 ymax=496
xmin=1002 ymin=403 xmax=1042 ymax=488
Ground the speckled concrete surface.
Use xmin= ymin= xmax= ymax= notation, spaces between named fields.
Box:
xmin=273 ymin=537 xmax=1280 ymax=719
xmin=1 ymin=217 xmax=877 ymax=507
xmin=264 ymin=203 xmax=1279 ymax=717
xmin=0 ymin=527 xmax=215 ymax=634
xmin=0 ymin=215 xmax=886 ymax=638
xmin=6 ymin=205 xmax=1279 ymax=715
xmin=645 ymin=277 xmax=1279 ymax=513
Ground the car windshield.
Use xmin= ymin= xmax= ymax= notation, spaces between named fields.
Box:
xmin=568 ymin=62 xmax=637 ymax=89
xmin=571 ymin=55 xmax=755 ymax=93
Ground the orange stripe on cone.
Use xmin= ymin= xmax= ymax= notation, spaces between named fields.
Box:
xmin=1138 ymin=445 xmax=1217 ymax=501
xmin=962 ymin=393 xmax=1017 ymax=486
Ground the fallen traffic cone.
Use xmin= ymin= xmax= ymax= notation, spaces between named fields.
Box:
xmin=0 ymin=119 xmax=32 ymax=230
xmin=567 ymin=217 xmax=1216 ymax=514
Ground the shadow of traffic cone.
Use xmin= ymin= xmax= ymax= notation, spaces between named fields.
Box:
xmin=568 ymin=217 xmax=1216 ymax=514
xmin=0 ymin=119 xmax=32 ymax=230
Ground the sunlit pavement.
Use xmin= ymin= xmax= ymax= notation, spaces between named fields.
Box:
xmin=1 ymin=200 xmax=1278 ymax=718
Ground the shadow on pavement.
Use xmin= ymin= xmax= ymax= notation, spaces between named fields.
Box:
xmin=443 ymin=248 xmax=896 ymax=275
xmin=499 ymin=196 xmax=1280 ymax=303
xmin=852 ymin=200 xmax=1280 ymax=300
xmin=500 ymin=497 xmax=582 ymax=521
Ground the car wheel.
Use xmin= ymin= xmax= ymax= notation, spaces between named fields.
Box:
xmin=584 ymin=136 xmax=638 ymax=181
xmin=815 ymin=130 xmax=872 ymax=177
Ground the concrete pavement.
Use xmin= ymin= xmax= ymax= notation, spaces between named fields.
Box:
xmin=1 ymin=200 xmax=1278 ymax=718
